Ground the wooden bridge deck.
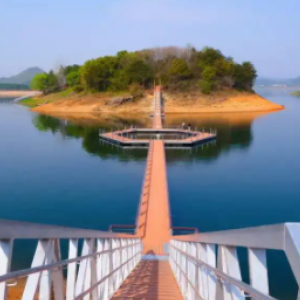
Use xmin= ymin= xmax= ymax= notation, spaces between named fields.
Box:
xmin=111 ymin=261 xmax=183 ymax=300
xmin=136 ymin=140 xmax=171 ymax=255
xmin=112 ymin=87 xmax=184 ymax=300
xmin=135 ymin=87 xmax=171 ymax=255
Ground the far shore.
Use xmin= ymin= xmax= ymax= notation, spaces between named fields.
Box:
xmin=27 ymin=89 xmax=284 ymax=115
xmin=0 ymin=90 xmax=42 ymax=98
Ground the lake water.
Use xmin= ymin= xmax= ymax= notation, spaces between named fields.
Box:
xmin=0 ymin=89 xmax=299 ymax=299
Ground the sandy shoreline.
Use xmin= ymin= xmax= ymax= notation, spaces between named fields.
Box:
xmin=163 ymin=91 xmax=284 ymax=113
xmin=0 ymin=90 xmax=41 ymax=98
xmin=31 ymin=90 xmax=284 ymax=116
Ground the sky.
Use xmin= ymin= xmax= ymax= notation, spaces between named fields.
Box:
xmin=1 ymin=0 xmax=300 ymax=78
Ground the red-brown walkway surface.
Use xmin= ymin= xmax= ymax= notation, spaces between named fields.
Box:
xmin=135 ymin=86 xmax=171 ymax=255
xmin=136 ymin=140 xmax=171 ymax=255
xmin=112 ymin=87 xmax=184 ymax=300
xmin=111 ymin=261 xmax=183 ymax=300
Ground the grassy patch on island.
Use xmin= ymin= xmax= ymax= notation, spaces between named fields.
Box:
xmin=19 ymin=89 xmax=74 ymax=107
xmin=19 ymin=97 xmax=44 ymax=107
xmin=291 ymin=91 xmax=300 ymax=97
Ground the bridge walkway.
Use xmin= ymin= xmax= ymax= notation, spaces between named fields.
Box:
xmin=111 ymin=261 xmax=182 ymax=300
xmin=135 ymin=140 xmax=171 ymax=255
xmin=112 ymin=87 xmax=183 ymax=300
xmin=135 ymin=87 xmax=171 ymax=255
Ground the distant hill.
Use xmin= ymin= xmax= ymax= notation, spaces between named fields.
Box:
xmin=0 ymin=67 xmax=45 ymax=85
xmin=256 ymin=76 xmax=300 ymax=87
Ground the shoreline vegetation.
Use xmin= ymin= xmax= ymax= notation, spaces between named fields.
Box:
xmin=21 ymin=46 xmax=283 ymax=114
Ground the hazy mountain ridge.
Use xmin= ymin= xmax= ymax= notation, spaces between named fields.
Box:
xmin=0 ymin=67 xmax=44 ymax=85
xmin=256 ymin=76 xmax=300 ymax=86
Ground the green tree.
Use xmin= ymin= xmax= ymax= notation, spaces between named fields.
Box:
xmin=198 ymin=47 xmax=224 ymax=67
xmin=64 ymin=64 xmax=80 ymax=75
xmin=44 ymin=70 xmax=59 ymax=93
xmin=168 ymin=58 xmax=191 ymax=81
xmin=29 ymin=46 xmax=257 ymax=96
xmin=201 ymin=66 xmax=217 ymax=81
xmin=233 ymin=62 xmax=257 ymax=90
xmin=66 ymin=70 xmax=80 ymax=87
xmin=47 ymin=70 xmax=59 ymax=87
xmin=199 ymin=66 xmax=217 ymax=93
xmin=199 ymin=80 xmax=212 ymax=94
xmin=109 ymin=70 xmax=128 ymax=91
xmin=125 ymin=59 xmax=153 ymax=86
xmin=80 ymin=56 xmax=117 ymax=91
xmin=30 ymin=73 xmax=49 ymax=92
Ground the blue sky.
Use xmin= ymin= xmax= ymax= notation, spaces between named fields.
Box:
xmin=1 ymin=0 xmax=299 ymax=78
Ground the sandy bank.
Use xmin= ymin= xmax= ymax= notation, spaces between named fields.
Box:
xmin=163 ymin=91 xmax=284 ymax=113
xmin=0 ymin=90 xmax=41 ymax=98
xmin=31 ymin=90 xmax=284 ymax=115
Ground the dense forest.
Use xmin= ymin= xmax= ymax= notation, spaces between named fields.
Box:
xmin=31 ymin=46 xmax=257 ymax=96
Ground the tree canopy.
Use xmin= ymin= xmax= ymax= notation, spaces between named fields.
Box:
xmin=30 ymin=46 xmax=257 ymax=95
xmin=30 ymin=73 xmax=49 ymax=92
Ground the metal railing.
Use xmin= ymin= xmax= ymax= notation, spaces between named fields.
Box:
xmin=169 ymin=223 xmax=300 ymax=300
xmin=135 ymin=141 xmax=154 ymax=232
xmin=0 ymin=219 xmax=141 ymax=300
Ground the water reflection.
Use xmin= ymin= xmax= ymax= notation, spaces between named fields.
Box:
xmin=33 ymin=114 xmax=148 ymax=161
xmin=31 ymin=111 xmax=276 ymax=162
xmin=0 ymin=97 xmax=15 ymax=103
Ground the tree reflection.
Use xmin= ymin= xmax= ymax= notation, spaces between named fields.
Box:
xmin=32 ymin=112 xmax=259 ymax=162
xmin=32 ymin=114 xmax=147 ymax=161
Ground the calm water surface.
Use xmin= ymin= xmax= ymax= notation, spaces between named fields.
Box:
xmin=0 ymin=89 xmax=299 ymax=299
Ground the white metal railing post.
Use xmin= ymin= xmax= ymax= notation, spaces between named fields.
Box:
xmin=108 ymin=238 xmax=114 ymax=299
xmin=248 ymin=248 xmax=269 ymax=294
xmin=198 ymin=243 xmax=208 ymax=300
xmin=39 ymin=239 xmax=53 ymax=300
xmin=90 ymin=241 xmax=99 ymax=300
xmin=66 ymin=239 xmax=78 ymax=300
xmin=121 ymin=239 xmax=126 ymax=281
xmin=22 ymin=239 xmax=52 ymax=300
xmin=52 ymin=239 xmax=64 ymax=300
xmin=0 ymin=219 xmax=142 ymax=300
xmin=169 ymin=223 xmax=300 ymax=300
xmin=102 ymin=238 xmax=110 ymax=300
xmin=182 ymin=241 xmax=188 ymax=297
xmin=96 ymin=238 xmax=104 ymax=298
xmin=221 ymin=246 xmax=245 ymax=300
xmin=189 ymin=242 xmax=197 ymax=300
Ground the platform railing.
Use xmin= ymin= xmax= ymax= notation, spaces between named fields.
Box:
xmin=169 ymin=223 xmax=300 ymax=300
xmin=0 ymin=219 xmax=141 ymax=300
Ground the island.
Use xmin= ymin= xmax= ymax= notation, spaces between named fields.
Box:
xmin=20 ymin=46 xmax=284 ymax=114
